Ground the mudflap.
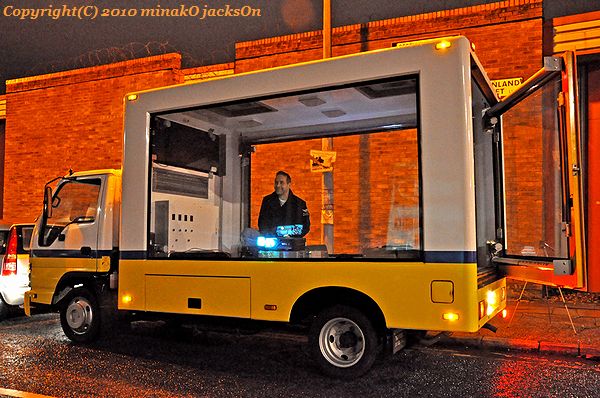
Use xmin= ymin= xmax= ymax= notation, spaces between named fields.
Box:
xmin=385 ymin=328 xmax=407 ymax=356
xmin=23 ymin=290 xmax=35 ymax=316
xmin=23 ymin=290 xmax=51 ymax=316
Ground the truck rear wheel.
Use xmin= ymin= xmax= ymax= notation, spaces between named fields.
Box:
xmin=308 ymin=305 xmax=379 ymax=378
xmin=60 ymin=287 xmax=101 ymax=343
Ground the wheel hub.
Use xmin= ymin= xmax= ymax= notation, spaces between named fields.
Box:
xmin=319 ymin=317 xmax=365 ymax=368
xmin=66 ymin=298 xmax=93 ymax=333
xmin=339 ymin=330 xmax=358 ymax=348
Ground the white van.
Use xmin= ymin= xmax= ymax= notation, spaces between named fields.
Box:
xmin=0 ymin=223 xmax=34 ymax=320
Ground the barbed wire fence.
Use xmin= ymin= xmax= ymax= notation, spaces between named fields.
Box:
xmin=26 ymin=41 xmax=226 ymax=77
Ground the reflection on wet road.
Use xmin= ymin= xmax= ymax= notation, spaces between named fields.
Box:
xmin=0 ymin=314 xmax=598 ymax=397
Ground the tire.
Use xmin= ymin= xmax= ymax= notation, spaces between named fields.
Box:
xmin=309 ymin=305 xmax=379 ymax=378
xmin=0 ymin=295 xmax=9 ymax=321
xmin=59 ymin=287 xmax=101 ymax=343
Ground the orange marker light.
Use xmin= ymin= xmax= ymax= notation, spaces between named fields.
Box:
xmin=264 ymin=304 xmax=277 ymax=311
xmin=502 ymin=309 xmax=508 ymax=318
xmin=127 ymin=94 xmax=138 ymax=102
xmin=479 ymin=300 xmax=486 ymax=319
xmin=443 ymin=312 xmax=459 ymax=321
xmin=122 ymin=295 xmax=133 ymax=304
xmin=435 ymin=40 xmax=452 ymax=50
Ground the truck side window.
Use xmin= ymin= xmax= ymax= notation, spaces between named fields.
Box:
xmin=51 ymin=179 xmax=101 ymax=225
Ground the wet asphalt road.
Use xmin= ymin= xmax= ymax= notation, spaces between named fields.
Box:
xmin=0 ymin=313 xmax=599 ymax=398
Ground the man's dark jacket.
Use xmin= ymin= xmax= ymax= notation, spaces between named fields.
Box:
xmin=258 ymin=190 xmax=310 ymax=237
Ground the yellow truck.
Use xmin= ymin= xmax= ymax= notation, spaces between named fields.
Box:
xmin=25 ymin=37 xmax=586 ymax=377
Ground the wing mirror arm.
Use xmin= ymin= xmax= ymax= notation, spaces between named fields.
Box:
xmin=38 ymin=185 xmax=53 ymax=247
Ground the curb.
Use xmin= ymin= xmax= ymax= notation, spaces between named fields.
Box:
xmin=507 ymin=302 xmax=600 ymax=317
xmin=481 ymin=336 xmax=539 ymax=352
xmin=438 ymin=335 xmax=600 ymax=360
xmin=579 ymin=344 xmax=600 ymax=359
xmin=539 ymin=341 xmax=579 ymax=356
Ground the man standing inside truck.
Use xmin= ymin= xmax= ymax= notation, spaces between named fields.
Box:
xmin=258 ymin=171 xmax=310 ymax=237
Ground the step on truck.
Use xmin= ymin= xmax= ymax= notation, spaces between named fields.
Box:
xmin=25 ymin=36 xmax=591 ymax=377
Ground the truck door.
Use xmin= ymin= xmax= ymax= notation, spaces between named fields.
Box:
xmin=488 ymin=52 xmax=586 ymax=290
xmin=35 ymin=176 xmax=104 ymax=272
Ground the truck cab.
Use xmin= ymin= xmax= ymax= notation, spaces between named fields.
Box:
xmin=26 ymin=170 xmax=120 ymax=334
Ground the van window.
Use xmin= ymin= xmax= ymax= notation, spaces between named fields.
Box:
xmin=20 ymin=226 xmax=33 ymax=252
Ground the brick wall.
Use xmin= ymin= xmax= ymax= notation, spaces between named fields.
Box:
xmin=241 ymin=0 xmax=544 ymax=253
xmin=236 ymin=0 xmax=543 ymax=79
xmin=0 ymin=96 xmax=6 ymax=119
xmin=587 ymin=65 xmax=600 ymax=291
xmin=0 ymin=96 xmax=5 ymax=220
xmin=0 ymin=118 xmax=4 ymax=220
xmin=183 ymin=62 xmax=235 ymax=82
xmin=3 ymin=54 xmax=184 ymax=222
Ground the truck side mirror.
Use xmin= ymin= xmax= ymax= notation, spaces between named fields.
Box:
xmin=38 ymin=186 xmax=53 ymax=247
xmin=43 ymin=186 xmax=53 ymax=219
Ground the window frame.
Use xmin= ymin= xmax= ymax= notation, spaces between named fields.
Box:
xmin=147 ymin=75 xmax=424 ymax=262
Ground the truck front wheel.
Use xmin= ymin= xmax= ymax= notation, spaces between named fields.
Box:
xmin=308 ymin=305 xmax=379 ymax=378
xmin=60 ymin=287 xmax=101 ymax=343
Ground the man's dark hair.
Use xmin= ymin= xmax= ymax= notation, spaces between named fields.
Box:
xmin=275 ymin=170 xmax=291 ymax=183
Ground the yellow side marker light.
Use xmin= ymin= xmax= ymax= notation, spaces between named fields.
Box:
xmin=443 ymin=312 xmax=459 ymax=321
xmin=121 ymin=295 xmax=133 ymax=304
xmin=502 ymin=309 xmax=508 ymax=318
xmin=486 ymin=290 xmax=497 ymax=306
xmin=485 ymin=291 xmax=499 ymax=316
xmin=264 ymin=304 xmax=277 ymax=311
xmin=126 ymin=94 xmax=138 ymax=102
xmin=435 ymin=40 xmax=452 ymax=50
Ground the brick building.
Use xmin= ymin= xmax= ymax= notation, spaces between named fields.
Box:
xmin=0 ymin=0 xmax=598 ymax=259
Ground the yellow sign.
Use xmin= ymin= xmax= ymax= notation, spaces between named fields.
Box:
xmin=310 ymin=150 xmax=336 ymax=172
xmin=491 ymin=77 xmax=523 ymax=99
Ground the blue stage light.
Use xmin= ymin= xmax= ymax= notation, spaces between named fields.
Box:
xmin=257 ymin=236 xmax=278 ymax=249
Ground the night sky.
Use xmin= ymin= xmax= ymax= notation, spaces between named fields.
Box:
xmin=0 ymin=0 xmax=598 ymax=94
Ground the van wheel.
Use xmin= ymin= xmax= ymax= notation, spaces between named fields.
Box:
xmin=0 ymin=296 xmax=9 ymax=321
xmin=309 ymin=305 xmax=379 ymax=378
xmin=60 ymin=288 xmax=101 ymax=343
